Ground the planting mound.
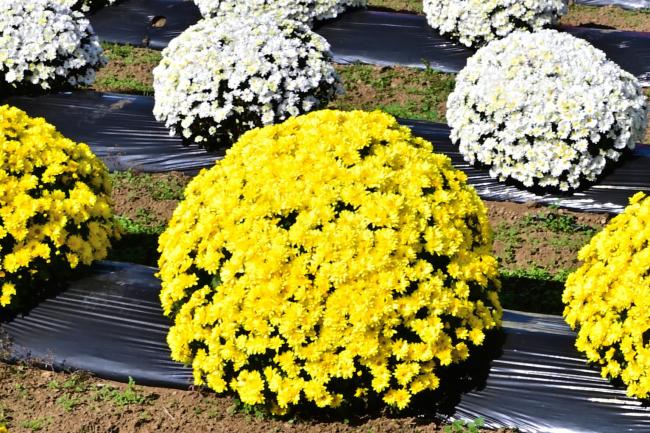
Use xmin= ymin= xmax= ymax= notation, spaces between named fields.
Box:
xmin=0 ymin=0 xmax=106 ymax=94
xmin=564 ymin=192 xmax=650 ymax=400
xmin=193 ymin=0 xmax=367 ymax=24
xmin=153 ymin=14 xmax=340 ymax=152
xmin=158 ymin=110 xmax=502 ymax=411
xmin=447 ymin=29 xmax=648 ymax=192
xmin=423 ymin=0 xmax=568 ymax=48
xmin=0 ymin=105 xmax=117 ymax=313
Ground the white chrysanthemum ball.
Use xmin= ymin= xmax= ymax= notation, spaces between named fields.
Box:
xmin=447 ymin=30 xmax=648 ymax=192
xmin=193 ymin=0 xmax=366 ymax=25
xmin=0 ymin=0 xmax=106 ymax=93
xmin=423 ymin=0 xmax=568 ymax=48
xmin=153 ymin=14 xmax=341 ymax=151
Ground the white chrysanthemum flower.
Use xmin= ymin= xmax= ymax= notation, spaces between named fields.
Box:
xmin=447 ymin=30 xmax=648 ymax=192
xmin=423 ymin=0 xmax=568 ymax=48
xmin=0 ymin=0 xmax=106 ymax=93
xmin=193 ymin=0 xmax=366 ymax=25
xmin=71 ymin=0 xmax=118 ymax=13
xmin=52 ymin=0 xmax=117 ymax=11
xmin=153 ymin=14 xmax=342 ymax=151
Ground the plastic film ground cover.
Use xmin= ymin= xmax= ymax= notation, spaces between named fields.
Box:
xmin=577 ymin=0 xmax=650 ymax=9
xmin=1 ymin=261 xmax=650 ymax=433
xmin=5 ymin=91 xmax=650 ymax=214
xmin=89 ymin=2 xmax=650 ymax=86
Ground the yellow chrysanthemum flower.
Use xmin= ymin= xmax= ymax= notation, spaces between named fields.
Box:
xmin=158 ymin=110 xmax=502 ymax=410
xmin=564 ymin=192 xmax=650 ymax=399
xmin=0 ymin=105 xmax=118 ymax=312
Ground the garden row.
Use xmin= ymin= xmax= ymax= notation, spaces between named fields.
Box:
xmin=1 ymin=1 xmax=650 ymax=432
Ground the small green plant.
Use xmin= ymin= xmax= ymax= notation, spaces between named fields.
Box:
xmin=522 ymin=211 xmax=596 ymax=234
xmin=0 ymin=403 xmax=11 ymax=426
xmin=93 ymin=377 xmax=152 ymax=407
xmin=14 ymin=383 xmax=28 ymax=399
xmin=227 ymin=398 xmax=267 ymax=420
xmin=443 ymin=417 xmax=485 ymax=433
xmin=101 ymin=43 xmax=162 ymax=65
xmin=20 ymin=417 xmax=52 ymax=432
xmin=138 ymin=411 xmax=153 ymax=423
xmin=56 ymin=394 xmax=81 ymax=412
xmin=48 ymin=372 xmax=91 ymax=393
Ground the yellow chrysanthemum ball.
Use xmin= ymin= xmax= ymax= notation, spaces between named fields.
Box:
xmin=564 ymin=192 xmax=650 ymax=399
xmin=158 ymin=110 xmax=502 ymax=411
xmin=0 ymin=105 xmax=117 ymax=312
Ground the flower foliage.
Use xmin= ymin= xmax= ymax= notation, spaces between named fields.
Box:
xmin=423 ymin=0 xmax=567 ymax=47
xmin=193 ymin=0 xmax=367 ymax=24
xmin=158 ymin=110 xmax=502 ymax=411
xmin=0 ymin=106 xmax=117 ymax=311
xmin=0 ymin=0 xmax=106 ymax=94
xmin=153 ymin=14 xmax=340 ymax=152
xmin=564 ymin=192 xmax=650 ymax=399
xmin=447 ymin=30 xmax=648 ymax=192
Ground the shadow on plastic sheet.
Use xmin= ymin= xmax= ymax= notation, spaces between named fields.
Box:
xmin=89 ymin=2 xmax=650 ymax=86
xmin=2 ymin=262 xmax=650 ymax=432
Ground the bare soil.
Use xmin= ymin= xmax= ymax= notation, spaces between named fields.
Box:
xmin=0 ymin=364 xmax=514 ymax=433
xmin=560 ymin=5 xmax=650 ymax=32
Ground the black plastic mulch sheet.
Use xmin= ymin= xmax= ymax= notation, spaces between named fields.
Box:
xmin=5 ymin=91 xmax=650 ymax=214
xmin=1 ymin=261 xmax=650 ymax=432
xmin=402 ymin=119 xmax=650 ymax=214
xmin=90 ymin=2 xmax=650 ymax=86
xmin=577 ymin=0 xmax=650 ymax=9
xmin=2 ymin=91 xmax=221 ymax=173
xmin=0 ymin=262 xmax=193 ymax=388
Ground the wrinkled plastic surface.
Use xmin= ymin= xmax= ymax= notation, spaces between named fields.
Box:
xmin=2 ymin=91 xmax=221 ymax=173
xmin=402 ymin=119 xmax=650 ymax=214
xmin=5 ymin=92 xmax=650 ymax=214
xmin=577 ymin=0 xmax=650 ymax=9
xmin=90 ymin=2 xmax=650 ymax=86
xmin=2 ymin=261 xmax=650 ymax=432
xmin=90 ymin=0 xmax=202 ymax=50
xmin=0 ymin=262 xmax=193 ymax=388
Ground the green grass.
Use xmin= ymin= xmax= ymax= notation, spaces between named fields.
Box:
xmin=443 ymin=417 xmax=485 ymax=433
xmin=93 ymin=43 xmax=161 ymax=95
xmin=500 ymin=267 xmax=571 ymax=315
xmin=56 ymin=394 xmax=82 ymax=412
xmin=111 ymin=171 xmax=185 ymax=201
xmin=367 ymin=0 xmax=422 ymax=13
xmin=107 ymin=171 xmax=186 ymax=266
xmin=93 ymin=377 xmax=153 ymax=407
xmin=108 ymin=219 xmax=164 ymax=266
xmin=331 ymin=64 xmax=455 ymax=123
xmin=19 ymin=417 xmax=52 ymax=432
xmin=521 ymin=211 xmax=597 ymax=235
xmin=102 ymin=43 xmax=162 ymax=65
